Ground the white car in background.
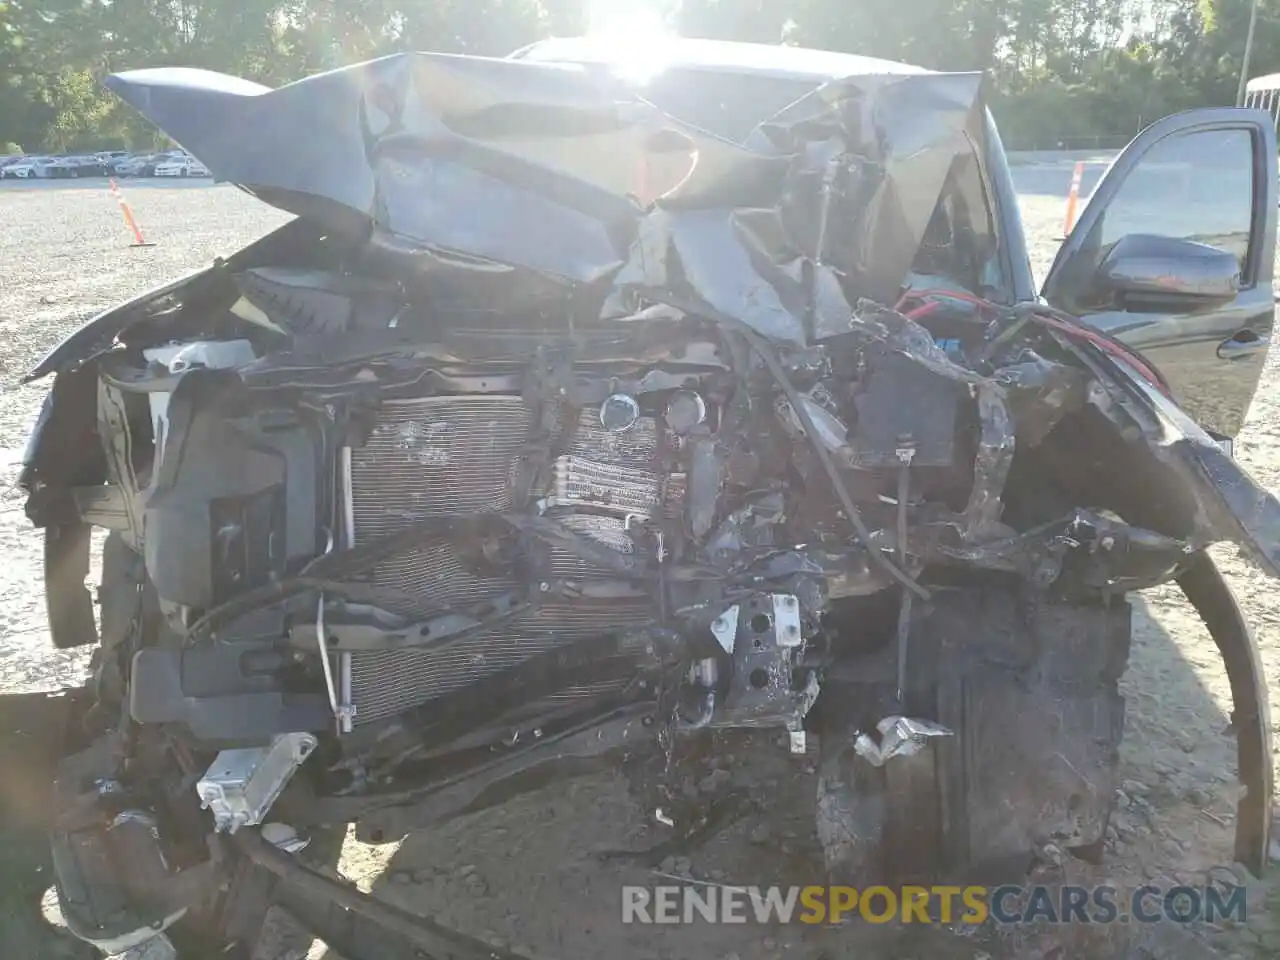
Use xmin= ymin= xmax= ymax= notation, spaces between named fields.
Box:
xmin=153 ymin=156 xmax=210 ymax=178
xmin=2 ymin=156 xmax=53 ymax=178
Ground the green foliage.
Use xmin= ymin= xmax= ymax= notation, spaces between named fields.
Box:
xmin=0 ymin=0 xmax=1269 ymax=152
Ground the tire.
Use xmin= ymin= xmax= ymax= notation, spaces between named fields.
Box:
xmin=815 ymin=579 xmax=1130 ymax=884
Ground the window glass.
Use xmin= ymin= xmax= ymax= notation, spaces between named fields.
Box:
xmin=1096 ymin=128 xmax=1254 ymax=279
xmin=633 ymin=70 xmax=817 ymax=143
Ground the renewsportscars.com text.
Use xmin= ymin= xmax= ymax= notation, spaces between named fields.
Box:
xmin=621 ymin=884 xmax=1246 ymax=926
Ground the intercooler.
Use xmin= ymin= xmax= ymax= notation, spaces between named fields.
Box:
xmin=343 ymin=395 xmax=677 ymax=725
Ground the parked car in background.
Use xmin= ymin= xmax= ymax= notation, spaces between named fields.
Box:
xmin=111 ymin=153 xmax=159 ymax=176
xmin=80 ymin=156 xmax=111 ymax=177
xmin=53 ymin=156 xmax=108 ymax=177
xmin=105 ymin=153 xmax=144 ymax=175
xmin=3 ymin=156 xmax=34 ymax=177
xmin=47 ymin=157 xmax=81 ymax=178
xmin=153 ymin=155 xmax=210 ymax=177
xmin=116 ymin=150 xmax=185 ymax=176
xmin=0 ymin=149 xmax=198 ymax=179
xmin=3 ymin=156 xmax=57 ymax=178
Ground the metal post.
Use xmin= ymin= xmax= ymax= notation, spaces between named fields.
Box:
xmin=1237 ymin=0 xmax=1260 ymax=106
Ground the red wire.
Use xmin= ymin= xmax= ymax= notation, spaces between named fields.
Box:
xmin=895 ymin=287 xmax=998 ymax=313
xmin=904 ymin=301 xmax=943 ymax=320
xmin=1032 ymin=313 xmax=1172 ymax=398
xmin=894 ymin=287 xmax=1172 ymax=399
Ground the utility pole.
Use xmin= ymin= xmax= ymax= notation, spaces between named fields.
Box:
xmin=1237 ymin=0 xmax=1260 ymax=106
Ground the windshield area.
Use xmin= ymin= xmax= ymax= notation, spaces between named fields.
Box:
xmin=623 ymin=68 xmax=822 ymax=144
xmin=655 ymin=69 xmax=1003 ymax=302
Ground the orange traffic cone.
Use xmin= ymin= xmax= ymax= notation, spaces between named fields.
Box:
xmin=1062 ymin=161 xmax=1085 ymax=236
xmin=110 ymin=178 xmax=155 ymax=247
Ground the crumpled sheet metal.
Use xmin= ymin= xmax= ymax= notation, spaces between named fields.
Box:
xmin=1086 ymin=353 xmax=1280 ymax=579
xmin=994 ymin=351 xmax=1091 ymax=445
xmin=605 ymin=207 xmax=858 ymax=344
xmin=105 ymin=56 xmax=987 ymax=346
xmin=853 ymin=716 xmax=953 ymax=767
xmin=608 ymin=74 xmax=988 ymax=343
xmin=744 ymin=71 xmax=988 ymax=307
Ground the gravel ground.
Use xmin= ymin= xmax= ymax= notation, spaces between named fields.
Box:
xmin=0 ymin=172 xmax=1277 ymax=960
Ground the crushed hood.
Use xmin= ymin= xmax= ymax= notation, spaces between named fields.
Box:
xmin=106 ymin=52 xmax=989 ymax=344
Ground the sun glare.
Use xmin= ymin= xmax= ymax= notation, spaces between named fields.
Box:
xmin=584 ymin=1 xmax=675 ymax=85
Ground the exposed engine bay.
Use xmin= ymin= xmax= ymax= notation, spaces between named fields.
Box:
xmin=18 ymin=52 xmax=1278 ymax=958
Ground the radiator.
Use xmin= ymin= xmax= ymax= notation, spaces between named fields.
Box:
xmin=344 ymin=396 xmax=672 ymax=725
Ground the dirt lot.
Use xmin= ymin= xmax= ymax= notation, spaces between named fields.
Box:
xmin=0 ymin=173 xmax=1277 ymax=960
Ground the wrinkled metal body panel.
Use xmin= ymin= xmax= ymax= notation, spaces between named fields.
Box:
xmin=103 ymin=55 xmax=989 ymax=346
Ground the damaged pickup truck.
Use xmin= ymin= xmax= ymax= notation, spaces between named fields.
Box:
xmin=11 ymin=35 xmax=1279 ymax=959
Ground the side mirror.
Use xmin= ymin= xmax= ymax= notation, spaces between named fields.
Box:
xmin=1096 ymin=234 xmax=1239 ymax=312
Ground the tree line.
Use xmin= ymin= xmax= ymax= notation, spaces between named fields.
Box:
xmin=0 ymin=0 xmax=1275 ymax=154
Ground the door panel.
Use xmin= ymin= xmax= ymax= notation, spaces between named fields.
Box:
xmin=1042 ymin=109 xmax=1277 ymax=438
